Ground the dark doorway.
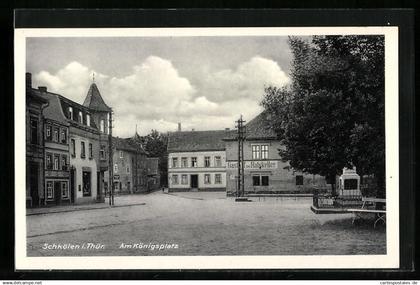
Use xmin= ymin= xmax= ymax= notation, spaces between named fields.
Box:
xmin=70 ymin=168 xmax=75 ymax=203
xmin=54 ymin=181 xmax=61 ymax=205
xmin=29 ymin=163 xmax=39 ymax=207
xmin=190 ymin=174 xmax=198 ymax=188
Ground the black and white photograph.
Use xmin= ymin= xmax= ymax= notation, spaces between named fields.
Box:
xmin=15 ymin=26 xmax=399 ymax=270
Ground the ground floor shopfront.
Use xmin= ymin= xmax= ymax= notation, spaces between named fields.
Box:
xmin=225 ymin=159 xmax=328 ymax=196
xmin=168 ymin=171 xmax=226 ymax=192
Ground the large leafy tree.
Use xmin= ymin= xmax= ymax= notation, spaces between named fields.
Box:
xmin=262 ymin=35 xmax=385 ymax=196
xmin=142 ymin=130 xmax=168 ymax=187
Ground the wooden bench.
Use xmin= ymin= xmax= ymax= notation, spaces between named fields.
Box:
xmin=347 ymin=197 xmax=386 ymax=228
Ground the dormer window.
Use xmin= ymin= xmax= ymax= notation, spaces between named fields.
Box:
xmin=79 ymin=111 xmax=83 ymax=124
xmin=68 ymin=107 xmax=73 ymax=120
xmin=86 ymin=114 xmax=91 ymax=127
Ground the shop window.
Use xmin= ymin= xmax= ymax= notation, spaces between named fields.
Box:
xmin=46 ymin=124 xmax=52 ymax=141
xmin=81 ymin=141 xmax=86 ymax=158
xmin=172 ymin=175 xmax=179 ymax=185
xmin=252 ymin=176 xmax=261 ymax=186
xmin=296 ymin=175 xmax=304 ymax=186
xmin=215 ymin=174 xmax=222 ymax=184
xmin=181 ymin=157 xmax=188 ymax=168
xmin=204 ymin=174 xmax=211 ymax=184
xmin=204 ymin=157 xmax=210 ymax=167
xmin=71 ymin=139 xmax=76 ymax=157
xmin=261 ymin=176 xmax=269 ymax=186
xmin=252 ymin=145 xmax=260 ymax=159
xmin=46 ymin=181 xmax=53 ymax=200
xmin=214 ymin=156 xmax=222 ymax=167
xmin=261 ymin=145 xmax=269 ymax=159
xmin=61 ymin=182 xmax=69 ymax=199
xmin=82 ymin=171 xmax=91 ymax=197
xmin=46 ymin=153 xmax=53 ymax=170
xmin=89 ymin=143 xmax=93 ymax=159
xmin=53 ymin=154 xmax=60 ymax=170
xmin=191 ymin=157 xmax=197 ymax=167
xmin=181 ymin=174 xmax=188 ymax=185
xmin=172 ymin=157 xmax=178 ymax=168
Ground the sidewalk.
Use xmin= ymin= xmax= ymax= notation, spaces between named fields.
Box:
xmin=26 ymin=196 xmax=147 ymax=216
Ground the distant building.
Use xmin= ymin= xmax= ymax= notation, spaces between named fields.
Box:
xmin=146 ymin=157 xmax=161 ymax=191
xmin=112 ymin=136 xmax=148 ymax=194
xmin=167 ymin=130 xmax=228 ymax=192
xmin=224 ymin=112 xmax=328 ymax=195
xmin=26 ymin=73 xmax=49 ymax=207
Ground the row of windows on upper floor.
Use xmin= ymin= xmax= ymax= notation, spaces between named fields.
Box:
xmin=171 ymin=156 xmax=223 ymax=168
xmin=67 ymin=106 xmax=109 ymax=134
xmin=70 ymin=139 xmax=94 ymax=160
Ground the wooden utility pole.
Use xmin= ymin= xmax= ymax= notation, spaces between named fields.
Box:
xmin=235 ymin=115 xmax=246 ymax=198
xmin=108 ymin=110 xmax=114 ymax=206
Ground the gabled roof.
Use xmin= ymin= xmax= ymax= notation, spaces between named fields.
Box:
xmin=167 ymin=130 xmax=228 ymax=153
xmin=113 ymin=136 xmax=147 ymax=154
xmin=83 ymin=83 xmax=111 ymax=112
xmin=223 ymin=111 xmax=277 ymax=141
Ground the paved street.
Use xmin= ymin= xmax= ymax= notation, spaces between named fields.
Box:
xmin=27 ymin=191 xmax=386 ymax=256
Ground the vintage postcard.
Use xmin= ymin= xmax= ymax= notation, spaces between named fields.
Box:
xmin=15 ymin=26 xmax=399 ymax=269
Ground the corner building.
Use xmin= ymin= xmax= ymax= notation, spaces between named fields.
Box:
xmin=167 ymin=130 xmax=228 ymax=192
xmin=224 ymin=112 xmax=329 ymax=195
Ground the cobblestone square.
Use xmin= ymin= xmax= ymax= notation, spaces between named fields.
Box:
xmin=26 ymin=192 xmax=386 ymax=256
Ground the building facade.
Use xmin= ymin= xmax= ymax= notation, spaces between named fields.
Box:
xmin=224 ymin=112 xmax=328 ymax=195
xmin=167 ymin=130 xmax=228 ymax=192
xmin=59 ymin=96 xmax=101 ymax=204
xmin=82 ymin=83 xmax=112 ymax=202
xmin=26 ymin=73 xmax=49 ymax=207
xmin=40 ymin=90 xmax=71 ymax=205
xmin=112 ymin=136 xmax=148 ymax=194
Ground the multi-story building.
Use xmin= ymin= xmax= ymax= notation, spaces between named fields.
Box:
xmin=167 ymin=130 xmax=228 ymax=192
xmin=26 ymin=73 xmax=49 ymax=208
xmin=82 ymin=83 xmax=112 ymax=202
xmin=112 ymin=136 xmax=148 ymax=194
xmin=58 ymin=95 xmax=101 ymax=204
xmin=224 ymin=112 xmax=328 ymax=195
xmin=39 ymin=89 xmax=71 ymax=205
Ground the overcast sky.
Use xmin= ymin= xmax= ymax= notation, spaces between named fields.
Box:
xmin=27 ymin=36 xmax=292 ymax=137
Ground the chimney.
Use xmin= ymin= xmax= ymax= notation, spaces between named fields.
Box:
xmin=26 ymin=73 xmax=32 ymax=90
xmin=177 ymin=122 xmax=181 ymax=132
xmin=191 ymin=128 xmax=195 ymax=131
xmin=38 ymin=86 xmax=47 ymax=93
